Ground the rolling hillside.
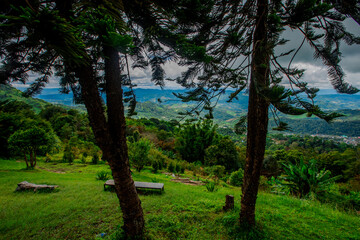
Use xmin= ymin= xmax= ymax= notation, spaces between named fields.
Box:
xmin=3 ymin=85 xmax=360 ymax=136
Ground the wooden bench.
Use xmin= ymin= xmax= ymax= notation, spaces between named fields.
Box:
xmin=104 ymin=180 xmax=164 ymax=193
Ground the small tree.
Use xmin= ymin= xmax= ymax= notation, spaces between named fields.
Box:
xmin=128 ymin=138 xmax=151 ymax=172
xmin=204 ymin=137 xmax=240 ymax=172
xmin=175 ymin=120 xmax=218 ymax=164
xmin=62 ymin=144 xmax=75 ymax=164
xmin=91 ymin=152 xmax=100 ymax=165
xmin=152 ymin=160 xmax=159 ymax=173
xmin=8 ymin=127 xmax=52 ymax=168
xmin=229 ymin=168 xmax=244 ymax=187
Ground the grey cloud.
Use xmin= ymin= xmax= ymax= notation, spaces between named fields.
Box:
xmin=342 ymin=55 xmax=360 ymax=73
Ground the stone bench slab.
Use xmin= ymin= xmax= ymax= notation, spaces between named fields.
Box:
xmin=104 ymin=180 xmax=164 ymax=192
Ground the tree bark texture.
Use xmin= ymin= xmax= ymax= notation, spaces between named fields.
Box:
xmin=240 ymin=0 xmax=270 ymax=226
xmin=74 ymin=56 xmax=145 ymax=237
xmin=104 ymin=46 xmax=145 ymax=236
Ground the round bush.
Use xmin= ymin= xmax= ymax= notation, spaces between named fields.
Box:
xmin=229 ymin=168 xmax=244 ymax=187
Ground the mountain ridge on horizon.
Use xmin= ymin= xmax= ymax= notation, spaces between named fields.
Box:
xmin=2 ymin=84 xmax=360 ymax=137
xmin=14 ymin=86 xmax=360 ymax=111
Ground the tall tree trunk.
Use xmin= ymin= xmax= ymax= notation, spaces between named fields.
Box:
xmin=23 ymin=151 xmax=29 ymax=168
xmin=74 ymin=61 xmax=144 ymax=237
xmin=54 ymin=2 xmax=144 ymax=235
xmin=240 ymin=0 xmax=270 ymax=226
xmin=33 ymin=150 xmax=37 ymax=167
xmin=104 ymin=46 xmax=145 ymax=236
xmin=29 ymin=150 xmax=34 ymax=168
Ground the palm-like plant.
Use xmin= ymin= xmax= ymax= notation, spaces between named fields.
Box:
xmin=281 ymin=159 xmax=339 ymax=198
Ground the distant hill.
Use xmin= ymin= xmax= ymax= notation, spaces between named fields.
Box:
xmin=0 ymin=84 xmax=49 ymax=113
xmin=0 ymin=84 xmax=81 ymax=113
xmin=5 ymin=86 xmax=360 ymax=137
xmin=269 ymin=110 xmax=360 ymax=137
xmin=17 ymin=87 xmax=359 ymax=110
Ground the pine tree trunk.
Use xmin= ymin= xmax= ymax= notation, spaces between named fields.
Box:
xmin=74 ymin=59 xmax=144 ymax=237
xmin=52 ymin=3 xmax=144 ymax=235
xmin=240 ymin=0 xmax=270 ymax=226
xmin=104 ymin=46 xmax=145 ymax=237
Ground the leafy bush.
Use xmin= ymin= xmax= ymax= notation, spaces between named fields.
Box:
xmin=161 ymin=150 xmax=177 ymax=159
xmin=316 ymin=185 xmax=360 ymax=212
xmin=178 ymin=163 xmax=185 ymax=174
xmin=148 ymin=148 xmax=168 ymax=169
xmin=96 ymin=170 xmax=111 ymax=181
xmin=204 ymin=137 xmax=240 ymax=172
xmin=168 ymin=162 xmax=176 ymax=173
xmin=259 ymin=176 xmax=269 ymax=191
xmin=204 ymin=165 xmax=225 ymax=179
xmin=152 ymin=160 xmax=159 ymax=173
xmin=267 ymin=176 xmax=288 ymax=195
xmin=128 ymin=138 xmax=151 ymax=172
xmin=63 ymin=144 xmax=75 ymax=163
xmin=229 ymin=168 xmax=244 ymax=187
xmin=281 ymin=159 xmax=339 ymax=198
xmin=175 ymin=163 xmax=181 ymax=173
xmin=91 ymin=152 xmax=99 ymax=165
xmin=81 ymin=154 xmax=87 ymax=164
xmin=175 ymin=119 xmax=218 ymax=164
xmin=348 ymin=175 xmax=360 ymax=192
xmin=45 ymin=154 xmax=52 ymax=163
xmin=345 ymin=191 xmax=360 ymax=211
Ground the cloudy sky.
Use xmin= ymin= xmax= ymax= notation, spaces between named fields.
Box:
xmin=276 ymin=18 xmax=360 ymax=90
xmin=15 ymin=17 xmax=360 ymax=92
xmin=131 ymin=18 xmax=360 ymax=91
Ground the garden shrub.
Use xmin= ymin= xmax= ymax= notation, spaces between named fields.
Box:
xmin=81 ymin=154 xmax=87 ymax=164
xmin=152 ymin=160 xmax=159 ymax=173
xmin=259 ymin=176 xmax=269 ymax=191
xmin=316 ymin=187 xmax=360 ymax=212
xmin=128 ymin=138 xmax=151 ymax=172
xmin=204 ymin=137 xmax=240 ymax=172
xmin=204 ymin=165 xmax=225 ymax=179
xmin=63 ymin=144 xmax=75 ymax=163
xmin=92 ymin=152 xmax=99 ymax=165
xmin=229 ymin=168 xmax=244 ymax=187
xmin=168 ymin=161 xmax=176 ymax=173
xmin=179 ymin=162 xmax=186 ymax=173
xmin=281 ymin=159 xmax=339 ymax=198
xmin=148 ymin=148 xmax=169 ymax=169
xmin=175 ymin=163 xmax=181 ymax=173
xmin=45 ymin=153 xmax=52 ymax=163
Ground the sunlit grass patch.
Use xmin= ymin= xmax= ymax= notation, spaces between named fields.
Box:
xmin=0 ymin=159 xmax=359 ymax=240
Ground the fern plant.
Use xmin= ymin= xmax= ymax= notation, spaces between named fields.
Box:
xmin=205 ymin=181 xmax=217 ymax=192
xmin=281 ymin=159 xmax=339 ymax=198
xmin=96 ymin=170 xmax=111 ymax=181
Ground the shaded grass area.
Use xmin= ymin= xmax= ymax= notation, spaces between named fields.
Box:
xmin=0 ymin=159 xmax=359 ymax=240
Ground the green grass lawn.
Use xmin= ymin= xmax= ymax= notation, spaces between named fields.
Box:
xmin=0 ymin=159 xmax=359 ymax=240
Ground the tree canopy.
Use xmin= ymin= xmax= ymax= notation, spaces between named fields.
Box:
xmin=8 ymin=126 xmax=55 ymax=168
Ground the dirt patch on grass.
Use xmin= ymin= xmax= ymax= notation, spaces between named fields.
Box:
xmin=38 ymin=167 xmax=66 ymax=174
xmin=171 ymin=177 xmax=204 ymax=186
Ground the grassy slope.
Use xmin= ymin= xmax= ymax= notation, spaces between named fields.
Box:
xmin=0 ymin=159 xmax=359 ymax=240
xmin=0 ymin=84 xmax=84 ymax=113
xmin=0 ymin=85 xmax=50 ymax=113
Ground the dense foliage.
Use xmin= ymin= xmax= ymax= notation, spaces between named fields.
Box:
xmin=175 ymin=120 xmax=218 ymax=164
